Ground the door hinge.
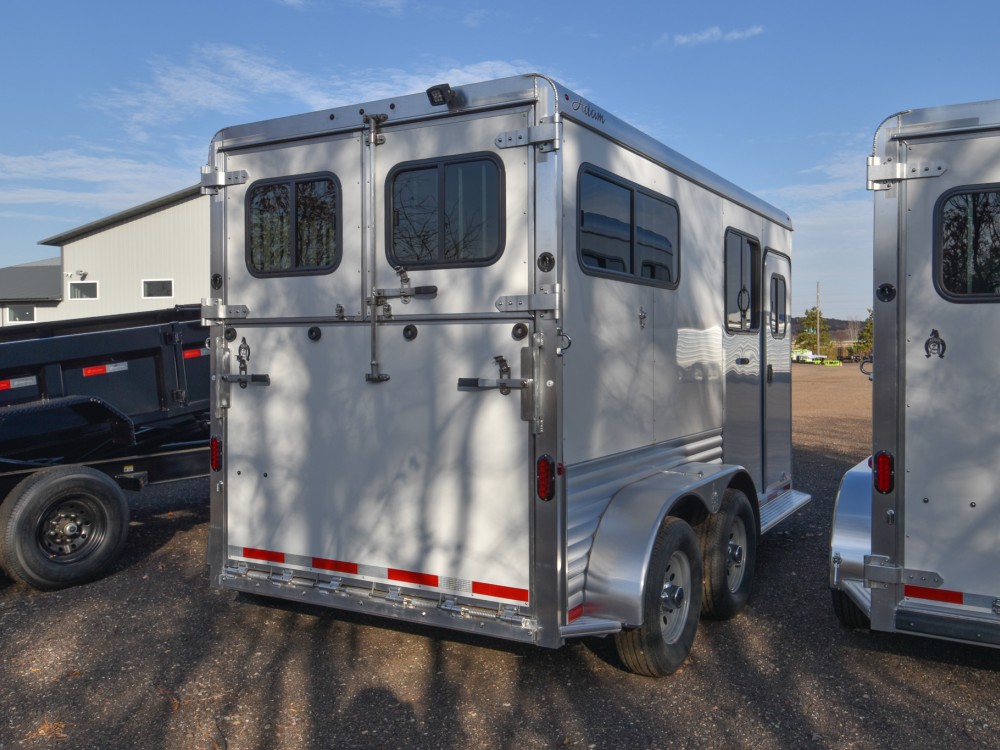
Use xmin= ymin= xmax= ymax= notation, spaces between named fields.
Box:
xmin=495 ymin=284 xmax=560 ymax=314
xmin=864 ymin=555 xmax=944 ymax=590
xmin=495 ymin=121 xmax=561 ymax=152
xmin=867 ymin=156 xmax=947 ymax=190
xmin=201 ymin=298 xmax=250 ymax=324
xmin=200 ymin=166 xmax=249 ymax=194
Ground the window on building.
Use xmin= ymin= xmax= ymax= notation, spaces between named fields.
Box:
xmin=388 ymin=154 xmax=503 ymax=268
xmin=8 ymin=305 xmax=35 ymax=323
xmin=579 ymin=168 xmax=679 ymax=287
xmin=937 ymin=187 xmax=1000 ymax=298
xmin=725 ymin=230 xmax=761 ymax=332
xmin=142 ymin=279 xmax=174 ymax=298
xmin=247 ymin=173 xmax=340 ymax=276
xmin=69 ymin=281 xmax=99 ymax=300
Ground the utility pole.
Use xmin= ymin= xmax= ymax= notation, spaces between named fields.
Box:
xmin=816 ymin=282 xmax=821 ymax=357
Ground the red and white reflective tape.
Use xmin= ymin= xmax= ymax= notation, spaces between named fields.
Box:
xmin=233 ymin=546 xmax=530 ymax=604
xmin=183 ymin=347 xmax=210 ymax=359
xmin=83 ymin=362 xmax=129 ymax=377
xmin=904 ymin=584 xmax=995 ymax=609
xmin=0 ymin=375 xmax=37 ymax=391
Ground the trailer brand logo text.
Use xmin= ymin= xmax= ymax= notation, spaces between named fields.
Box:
xmin=570 ymin=98 xmax=606 ymax=125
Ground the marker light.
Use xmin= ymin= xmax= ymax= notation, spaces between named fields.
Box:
xmin=211 ymin=436 xmax=222 ymax=472
xmin=873 ymin=450 xmax=894 ymax=494
xmin=537 ymin=454 xmax=556 ymax=501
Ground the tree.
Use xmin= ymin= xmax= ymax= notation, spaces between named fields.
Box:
xmin=794 ymin=306 xmax=832 ymax=355
xmin=855 ymin=308 xmax=874 ymax=356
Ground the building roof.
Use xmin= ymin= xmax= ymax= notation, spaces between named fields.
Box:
xmin=0 ymin=257 xmax=62 ymax=302
xmin=39 ymin=185 xmax=202 ymax=247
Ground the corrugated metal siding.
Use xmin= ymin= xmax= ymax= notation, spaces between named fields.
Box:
xmin=564 ymin=430 xmax=724 ymax=615
xmin=32 ymin=194 xmax=209 ymax=323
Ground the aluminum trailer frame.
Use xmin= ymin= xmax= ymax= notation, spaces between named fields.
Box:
xmin=831 ymin=99 xmax=1000 ymax=648
xmin=205 ymin=74 xmax=810 ymax=676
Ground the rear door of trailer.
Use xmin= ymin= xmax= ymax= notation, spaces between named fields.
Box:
xmin=218 ymin=105 xmax=535 ymax=610
xmin=886 ymin=122 xmax=1000 ymax=627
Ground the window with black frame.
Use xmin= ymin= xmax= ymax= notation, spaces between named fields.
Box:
xmin=578 ymin=169 xmax=679 ymax=286
xmin=938 ymin=188 xmax=1000 ymax=297
xmin=725 ymin=230 xmax=761 ymax=332
xmin=770 ymin=274 xmax=787 ymax=337
xmin=246 ymin=174 xmax=340 ymax=276
xmin=388 ymin=155 xmax=503 ymax=268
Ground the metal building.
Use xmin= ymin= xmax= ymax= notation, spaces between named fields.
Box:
xmin=1 ymin=186 xmax=208 ymax=326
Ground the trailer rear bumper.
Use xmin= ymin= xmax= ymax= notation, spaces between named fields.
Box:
xmin=896 ymin=606 xmax=1000 ymax=647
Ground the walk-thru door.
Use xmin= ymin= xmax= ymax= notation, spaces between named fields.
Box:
xmin=217 ymin=105 xmax=537 ymax=605
xmin=762 ymin=250 xmax=792 ymax=492
xmin=892 ymin=129 xmax=1000 ymax=601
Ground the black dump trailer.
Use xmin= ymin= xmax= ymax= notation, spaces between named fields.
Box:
xmin=0 ymin=306 xmax=210 ymax=589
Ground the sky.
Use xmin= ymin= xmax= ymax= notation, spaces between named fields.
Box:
xmin=1 ymin=1 xmax=998 ymax=320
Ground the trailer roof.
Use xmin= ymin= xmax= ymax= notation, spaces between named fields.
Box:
xmin=210 ymin=74 xmax=792 ymax=231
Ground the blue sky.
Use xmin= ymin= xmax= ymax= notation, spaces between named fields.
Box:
xmin=1 ymin=1 xmax=997 ymax=319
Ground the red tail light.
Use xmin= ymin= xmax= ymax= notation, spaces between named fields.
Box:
xmin=537 ymin=454 xmax=556 ymax=501
xmin=211 ymin=436 xmax=222 ymax=472
xmin=873 ymin=450 xmax=894 ymax=494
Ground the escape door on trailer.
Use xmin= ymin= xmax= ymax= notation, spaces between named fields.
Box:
xmin=880 ymin=123 xmax=1000 ymax=622
xmin=218 ymin=106 xmax=536 ymax=606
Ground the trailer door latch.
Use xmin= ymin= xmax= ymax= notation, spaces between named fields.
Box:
xmin=458 ymin=356 xmax=532 ymax=395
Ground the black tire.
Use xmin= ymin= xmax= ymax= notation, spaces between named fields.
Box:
xmin=698 ymin=488 xmax=758 ymax=620
xmin=0 ymin=467 xmax=130 ymax=590
xmin=614 ymin=516 xmax=702 ymax=677
xmin=831 ymin=588 xmax=870 ymax=630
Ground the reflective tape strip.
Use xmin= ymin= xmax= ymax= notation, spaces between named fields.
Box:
xmin=0 ymin=375 xmax=37 ymax=391
xmin=231 ymin=546 xmax=528 ymax=602
xmin=243 ymin=547 xmax=285 ymax=564
xmin=183 ymin=348 xmax=210 ymax=359
xmin=83 ymin=362 xmax=129 ymax=377
xmin=904 ymin=585 xmax=963 ymax=604
xmin=312 ymin=557 xmax=358 ymax=574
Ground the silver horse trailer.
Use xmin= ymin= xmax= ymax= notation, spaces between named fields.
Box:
xmin=831 ymin=99 xmax=1000 ymax=648
xmin=201 ymin=74 xmax=810 ymax=676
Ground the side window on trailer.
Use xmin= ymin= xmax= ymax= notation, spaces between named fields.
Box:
xmin=578 ymin=168 xmax=679 ymax=286
xmin=937 ymin=187 xmax=1000 ymax=298
xmin=725 ymin=230 xmax=761 ymax=332
xmin=770 ymin=274 xmax=787 ymax=337
xmin=388 ymin=155 xmax=503 ymax=268
xmin=247 ymin=174 xmax=340 ymax=276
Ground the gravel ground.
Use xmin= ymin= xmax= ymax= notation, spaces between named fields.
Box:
xmin=2 ymin=364 xmax=998 ymax=749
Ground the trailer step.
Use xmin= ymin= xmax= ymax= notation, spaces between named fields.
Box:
xmin=760 ymin=489 xmax=812 ymax=533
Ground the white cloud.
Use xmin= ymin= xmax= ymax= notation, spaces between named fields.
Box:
xmin=756 ymin=150 xmax=874 ymax=318
xmin=96 ymin=46 xmax=538 ymax=143
xmin=671 ymin=25 xmax=764 ymax=47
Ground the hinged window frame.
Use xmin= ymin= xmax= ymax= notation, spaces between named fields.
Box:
xmin=244 ymin=171 xmax=343 ymax=278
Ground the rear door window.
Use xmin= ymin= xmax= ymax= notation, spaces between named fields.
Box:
xmin=936 ymin=187 xmax=1000 ymax=298
xmin=387 ymin=154 xmax=504 ymax=268
xmin=246 ymin=173 xmax=341 ymax=276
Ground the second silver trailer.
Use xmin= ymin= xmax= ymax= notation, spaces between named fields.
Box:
xmin=202 ymin=74 xmax=810 ymax=676
xmin=831 ymin=99 xmax=1000 ymax=648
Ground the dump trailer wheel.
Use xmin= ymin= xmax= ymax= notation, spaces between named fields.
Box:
xmin=698 ymin=488 xmax=758 ymax=620
xmin=831 ymin=589 xmax=870 ymax=630
xmin=614 ymin=516 xmax=702 ymax=677
xmin=0 ymin=467 xmax=130 ymax=590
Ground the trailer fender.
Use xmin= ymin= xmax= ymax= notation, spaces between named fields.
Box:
xmin=829 ymin=458 xmax=872 ymax=590
xmin=584 ymin=462 xmax=746 ymax=627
